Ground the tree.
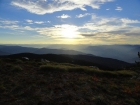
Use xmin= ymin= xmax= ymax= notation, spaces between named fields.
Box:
xmin=135 ymin=52 xmax=140 ymax=66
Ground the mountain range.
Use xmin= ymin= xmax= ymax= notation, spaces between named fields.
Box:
xmin=0 ymin=45 xmax=84 ymax=55
xmin=0 ymin=45 xmax=135 ymax=70
xmin=39 ymin=44 xmax=140 ymax=63
xmin=0 ymin=44 xmax=139 ymax=63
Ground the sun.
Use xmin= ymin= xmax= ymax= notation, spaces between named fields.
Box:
xmin=61 ymin=28 xmax=78 ymax=38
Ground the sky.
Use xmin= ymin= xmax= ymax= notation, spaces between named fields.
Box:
xmin=0 ymin=0 xmax=140 ymax=44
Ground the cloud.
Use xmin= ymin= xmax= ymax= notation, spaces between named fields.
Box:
xmin=0 ymin=25 xmax=20 ymax=30
xmin=57 ymin=14 xmax=71 ymax=18
xmin=76 ymin=13 xmax=91 ymax=18
xmin=47 ymin=21 xmax=51 ymax=23
xmin=25 ymin=19 xmax=33 ymax=23
xmin=25 ymin=19 xmax=45 ymax=24
xmin=78 ymin=14 xmax=140 ymax=41
xmin=0 ymin=19 xmax=20 ymax=30
xmin=26 ymin=19 xmax=33 ymax=23
xmin=34 ymin=21 xmax=44 ymax=24
xmin=1 ymin=17 xmax=140 ymax=44
xmin=121 ymin=18 xmax=140 ymax=24
xmin=0 ymin=20 xmax=82 ymax=38
xmin=115 ymin=6 xmax=123 ymax=11
xmin=35 ymin=24 xmax=83 ymax=38
xmin=106 ymin=8 xmax=110 ymax=10
xmin=23 ymin=26 xmax=34 ymax=30
xmin=0 ymin=20 xmax=19 ymax=25
xmin=11 ymin=0 xmax=114 ymax=15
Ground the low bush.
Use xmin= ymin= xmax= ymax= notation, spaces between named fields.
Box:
xmin=116 ymin=70 xmax=137 ymax=77
xmin=12 ymin=65 xmax=23 ymax=72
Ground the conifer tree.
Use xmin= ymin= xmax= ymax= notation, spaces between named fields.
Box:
xmin=135 ymin=52 xmax=140 ymax=66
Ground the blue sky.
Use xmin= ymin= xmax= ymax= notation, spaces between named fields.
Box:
xmin=0 ymin=0 xmax=140 ymax=44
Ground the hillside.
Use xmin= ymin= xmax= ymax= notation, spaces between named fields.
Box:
xmin=0 ymin=58 xmax=140 ymax=105
xmin=0 ymin=53 xmax=132 ymax=70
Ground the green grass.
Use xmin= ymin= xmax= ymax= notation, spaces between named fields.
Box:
xmin=39 ymin=64 xmax=137 ymax=77
xmin=39 ymin=64 xmax=67 ymax=73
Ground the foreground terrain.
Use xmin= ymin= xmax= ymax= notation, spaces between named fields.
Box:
xmin=0 ymin=58 xmax=140 ymax=105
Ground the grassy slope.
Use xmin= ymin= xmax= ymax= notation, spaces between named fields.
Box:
xmin=0 ymin=58 xmax=140 ymax=105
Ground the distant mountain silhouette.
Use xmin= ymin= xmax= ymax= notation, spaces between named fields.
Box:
xmin=78 ymin=45 xmax=140 ymax=63
xmin=0 ymin=53 xmax=133 ymax=70
xmin=21 ymin=44 xmax=139 ymax=63
xmin=34 ymin=48 xmax=84 ymax=55
xmin=0 ymin=46 xmax=37 ymax=54
xmin=0 ymin=45 xmax=84 ymax=55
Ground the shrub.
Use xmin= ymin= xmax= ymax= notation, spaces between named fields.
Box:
xmin=135 ymin=52 xmax=140 ymax=66
xmin=116 ymin=70 xmax=137 ymax=77
xmin=12 ymin=66 xmax=23 ymax=72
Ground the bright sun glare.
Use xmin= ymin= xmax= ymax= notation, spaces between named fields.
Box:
xmin=61 ymin=28 xmax=78 ymax=38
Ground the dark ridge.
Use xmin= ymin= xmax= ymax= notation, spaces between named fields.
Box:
xmin=0 ymin=50 xmax=9 ymax=55
xmin=0 ymin=53 xmax=133 ymax=70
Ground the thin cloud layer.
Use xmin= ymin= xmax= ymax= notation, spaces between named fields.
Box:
xmin=1 ymin=15 xmax=140 ymax=44
xmin=34 ymin=21 xmax=44 ymax=24
xmin=76 ymin=13 xmax=91 ymax=18
xmin=0 ymin=20 xmax=19 ymax=25
xmin=76 ymin=15 xmax=140 ymax=43
xmin=25 ymin=19 xmax=45 ymax=24
xmin=11 ymin=0 xmax=114 ymax=15
xmin=106 ymin=8 xmax=110 ymax=10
